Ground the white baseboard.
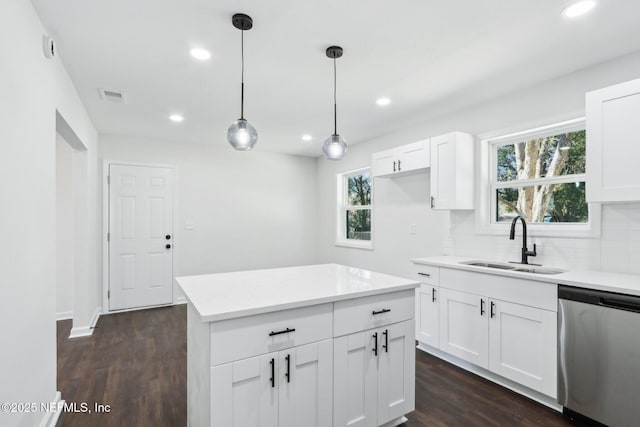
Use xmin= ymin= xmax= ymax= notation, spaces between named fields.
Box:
xmin=38 ymin=391 xmax=64 ymax=427
xmin=56 ymin=310 xmax=73 ymax=321
xmin=68 ymin=307 xmax=102 ymax=339
xmin=380 ymin=416 xmax=408 ymax=427
xmin=416 ymin=343 xmax=562 ymax=412
xmin=175 ymin=296 xmax=187 ymax=305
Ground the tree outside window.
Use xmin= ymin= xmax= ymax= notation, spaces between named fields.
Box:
xmin=493 ymin=128 xmax=587 ymax=224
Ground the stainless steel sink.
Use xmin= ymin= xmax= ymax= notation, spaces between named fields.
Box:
xmin=460 ymin=260 xmax=565 ymax=275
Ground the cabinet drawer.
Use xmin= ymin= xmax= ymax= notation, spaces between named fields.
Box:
xmin=413 ymin=264 xmax=439 ymax=285
xmin=334 ymin=290 xmax=414 ymax=337
xmin=210 ymin=303 xmax=332 ymax=366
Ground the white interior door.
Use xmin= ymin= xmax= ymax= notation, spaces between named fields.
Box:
xmin=108 ymin=164 xmax=173 ymax=311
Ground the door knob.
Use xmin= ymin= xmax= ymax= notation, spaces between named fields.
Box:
xmin=165 ymin=234 xmax=171 ymax=240
xmin=165 ymin=244 xmax=171 ymax=249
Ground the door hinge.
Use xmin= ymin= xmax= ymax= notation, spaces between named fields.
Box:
xmin=107 ymin=232 xmax=110 ymax=242
xmin=107 ymin=175 xmax=110 ymax=184
xmin=107 ymin=290 xmax=110 ymax=299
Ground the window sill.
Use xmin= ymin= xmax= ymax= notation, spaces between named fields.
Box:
xmin=335 ymin=240 xmax=374 ymax=250
xmin=475 ymin=221 xmax=601 ymax=239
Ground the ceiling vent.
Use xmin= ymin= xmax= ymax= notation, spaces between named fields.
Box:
xmin=98 ymin=88 xmax=127 ymax=104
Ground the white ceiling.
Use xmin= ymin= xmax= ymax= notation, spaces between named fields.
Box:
xmin=32 ymin=0 xmax=640 ymax=157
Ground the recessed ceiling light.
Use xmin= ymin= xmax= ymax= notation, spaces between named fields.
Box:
xmin=169 ymin=114 xmax=184 ymax=123
xmin=562 ymin=1 xmax=596 ymax=18
xmin=190 ymin=48 xmax=212 ymax=60
xmin=302 ymin=134 xmax=313 ymax=141
xmin=376 ymin=97 xmax=392 ymax=106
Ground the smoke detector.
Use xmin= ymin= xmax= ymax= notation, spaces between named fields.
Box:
xmin=98 ymin=89 xmax=127 ymax=104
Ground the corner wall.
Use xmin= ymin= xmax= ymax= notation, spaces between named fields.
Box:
xmin=0 ymin=1 xmax=99 ymax=425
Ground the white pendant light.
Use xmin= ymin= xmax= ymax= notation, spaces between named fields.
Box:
xmin=227 ymin=13 xmax=258 ymax=151
xmin=322 ymin=46 xmax=347 ymax=160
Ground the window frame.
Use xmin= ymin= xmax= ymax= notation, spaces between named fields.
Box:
xmin=335 ymin=167 xmax=374 ymax=250
xmin=476 ymin=117 xmax=601 ymax=238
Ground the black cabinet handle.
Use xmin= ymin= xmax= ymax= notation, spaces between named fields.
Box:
xmin=165 ymin=234 xmax=171 ymax=240
xmin=417 ymin=272 xmax=431 ymax=277
xmin=372 ymin=308 xmax=391 ymax=315
xmin=480 ymin=299 xmax=485 ymax=316
xmin=432 ymin=288 xmax=437 ymax=303
xmin=269 ymin=358 xmax=275 ymax=388
xmin=165 ymin=244 xmax=171 ymax=249
xmin=490 ymin=301 xmax=496 ymax=318
xmin=398 ymin=160 xmax=402 ymax=171
xmin=382 ymin=329 xmax=388 ymax=353
xmin=430 ymin=196 xmax=435 ymax=208
xmin=373 ymin=332 xmax=378 ymax=356
xmin=393 ymin=160 xmax=397 ymax=172
xmin=285 ymin=354 xmax=290 ymax=383
xmin=269 ymin=327 xmax=295 ymax=336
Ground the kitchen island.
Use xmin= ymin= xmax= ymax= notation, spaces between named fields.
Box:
xmin=177 ymin=263 xmax=420 ymax=427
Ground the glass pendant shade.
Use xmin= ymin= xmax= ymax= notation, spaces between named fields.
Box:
xmin=227 ymin=118 xmax=258 ymax=151
xmin=322 ymin=134 xmax=348 ymax=160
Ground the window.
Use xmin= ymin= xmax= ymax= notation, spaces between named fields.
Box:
xmin=336 ymin=168 xmax=373 ymax=249
xmin=477 ymin=118 xmax=600 ymax=237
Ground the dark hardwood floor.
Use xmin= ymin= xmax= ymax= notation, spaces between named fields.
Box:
xmin=56 ymin=304 xmax=574 ymax=427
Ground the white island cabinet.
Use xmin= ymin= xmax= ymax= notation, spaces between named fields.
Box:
xmin=177 ymin=264 xmax=419 ymax=427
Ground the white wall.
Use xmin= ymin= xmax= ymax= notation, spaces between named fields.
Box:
xmin=317 ymin=50 xmax=640 ymax=277
xmin=56 ymin=134 xmax=74 ymax=319
xmin=0 ymin=1 xmax=99 ymax=426
xmin=99 ymin=135 xmax=319 ymax=302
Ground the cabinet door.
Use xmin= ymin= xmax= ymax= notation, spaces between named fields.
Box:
xmin=418 ymin=285 xmax=439 ymax=348
xmin=333 ymin=330 xmax=378 ymax=427
xmin=488 ymin=299 xmax=557 ymax=397
xmin=397 ymin=140 xmax=430 ymax=173
xmin=430 ymin=133 xmax=455 ymax=209
xmin=372 ymin=149 xmax=397 ymax=177
xmin=210 ymin=353 xmax=278 ymax=427
xmin=586 ymin=78 xmax=640 ymax=202
xmin=279 ymin=340 xmax=333 ymax=427
xmin=439 ymin=288 xmax=489 ymax=368
xmin=377 ymin=321 xmax=415 ymax=425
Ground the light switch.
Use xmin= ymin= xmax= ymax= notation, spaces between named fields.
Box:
xmin=409 ymin=223 xmax=417 ymax=234
xmin=184 ymin=220 xmax=194 ymax=230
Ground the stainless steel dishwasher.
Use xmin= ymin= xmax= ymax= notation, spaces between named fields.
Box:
xmin=558 ymin=285 xmax=640 ymax=427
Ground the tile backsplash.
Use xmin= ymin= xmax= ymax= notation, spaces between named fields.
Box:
xmin=446 ymin=203 xmax=640 ymax=275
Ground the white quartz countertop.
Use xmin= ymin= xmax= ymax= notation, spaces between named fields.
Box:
xmin=411 ymin=256 xmax=640 ymax=296
xmin=177 ymin=263 xmax=419 ymax=322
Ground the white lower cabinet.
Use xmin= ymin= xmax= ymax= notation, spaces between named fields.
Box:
xmin=413 ymin=264 xmax=558 ymax=399
xmin=334 ymin=320 xmax=415 ymax=427
xmin=211 ymin=339 xmax=333 ymax=427
xmin=439 ymin=288 xmax=489 ymax=368
xmin=488 ymin=299 xmax=557 ymax=398
xmin=417 ymin=285 xmax=439 ymax=348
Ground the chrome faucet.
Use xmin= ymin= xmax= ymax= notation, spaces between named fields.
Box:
xmin=509 ymin=216 xmax=537 ymax=265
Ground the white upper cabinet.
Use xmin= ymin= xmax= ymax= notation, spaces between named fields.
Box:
xmin=430 ymin=132 xmax=475 ymax=210
xmin=372 ymin=140 xmax=430 ymax=177
xmin=586 ymin=77 xmax=640 ymax=203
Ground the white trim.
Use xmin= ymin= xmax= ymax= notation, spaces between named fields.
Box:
xmin=38 ymin=391 xmax=64 ymax=427
xmin=380 ymin=416 xmax=409 ymax=427
xmin=417 ymin=343 xmax=562 ymax=412
xmin=334 ymin=239 xmax=374 ymax=250
xmin=56 ymin=310 xmax=73 ymax=321
xmin=175 ymin=296 xmax=188 ymax=305
xmin=102 ymin=160 xmax=179 ymax=314
xmin=68 ymin=307 xmax=101 ymax=339
xmin=476 ymin=118 xmax=601 ymax=238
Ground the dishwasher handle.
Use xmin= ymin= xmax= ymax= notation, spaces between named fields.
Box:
xmin=600 ymin=297 xmax=640 ymax=313
xmin=559 ymin=285 xmax=640 ymax=314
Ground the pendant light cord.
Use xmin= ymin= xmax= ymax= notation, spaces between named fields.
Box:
xmin=333 ymin=56 xmax=337 ymax=136
xmin=240 ymin=29 xmax=245 ymax=119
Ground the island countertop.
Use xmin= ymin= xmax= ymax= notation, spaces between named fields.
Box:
xmin=176 ymin=263 xmax=420 ymax=322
